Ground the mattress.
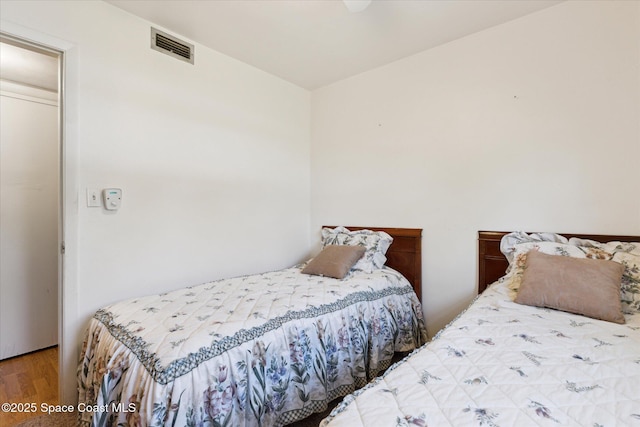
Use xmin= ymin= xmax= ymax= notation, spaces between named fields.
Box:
xmin=321 ymin=279 xmax=640 ymax=426
xmin=78 ymin=265 xmax=426 ymax=426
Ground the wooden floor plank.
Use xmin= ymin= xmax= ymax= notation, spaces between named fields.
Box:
xmin=0 ymin=377 xmax=10 ymax=403
xmin=16 ymin=372 xmax=37 ymax=398
xmin=0 ymin=347 xmax=59 ymax=427
xmin=1 ymin=374 xmax=21 ymax=401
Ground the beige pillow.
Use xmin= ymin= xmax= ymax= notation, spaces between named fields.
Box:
xmin=302 ymin=245 xmax=366 ymax=279
xmin=514 ymin=250 xmax=625 ymax=324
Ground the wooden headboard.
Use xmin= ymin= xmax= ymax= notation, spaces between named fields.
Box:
xmin=324 ymin=226 xmax=422 ymax=301
xmin=478 ymin=230 xmax=640 ymax=294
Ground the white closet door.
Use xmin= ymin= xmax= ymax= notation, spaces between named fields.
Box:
xmin=0 ymin=94 xmax=58 ymax=360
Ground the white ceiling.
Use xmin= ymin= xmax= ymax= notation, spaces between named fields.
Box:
xmin=107 ymin=0 xmax=561 ymax=90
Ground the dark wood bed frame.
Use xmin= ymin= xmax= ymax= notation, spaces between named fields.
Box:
xmin=323 ymin=226 xmax=422 ymax=301
xmin=478 ymin=230 xmax=640 ymax=294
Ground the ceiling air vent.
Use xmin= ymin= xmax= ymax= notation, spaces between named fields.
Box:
xmin=151 ymin=28 xmax=194 ymax=64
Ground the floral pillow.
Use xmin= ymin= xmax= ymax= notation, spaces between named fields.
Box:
xmin=321 ymin=226 xmax=393 ymax=273
xmin=503 ymin=240 xmax=640 ymax=313
xmin=568 ymin=238 xmax=640 ymax=313
xmin=500 ymin=231 xmax=569 ymax=264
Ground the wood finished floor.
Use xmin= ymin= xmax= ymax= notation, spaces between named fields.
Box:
xmin=0 ymin=346 xmax=59 ymax=427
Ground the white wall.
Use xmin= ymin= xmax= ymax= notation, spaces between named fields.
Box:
xmin=311 ymin=1 xmax=640 ymax=336
xmin=0 ymin=83 xmax=59 ymax=359
xmin=1 ymin=0 xmax=311 ymax=403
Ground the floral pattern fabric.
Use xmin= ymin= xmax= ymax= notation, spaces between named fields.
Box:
xmin=321 ymin=227 xmax=393 ymax=273
xmin=499 ymin=231 xmax=569 ymax=264
xmin=78 ymin=265 xmax=426 ymax=427
xmin=321 ymin=279 xmax=640 ymax=427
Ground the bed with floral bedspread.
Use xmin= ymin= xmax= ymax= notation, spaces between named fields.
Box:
xmin=321 ymin=235 xmax=640 ymax=427
xmin=78 ymin=264 xmax=426 ymax=427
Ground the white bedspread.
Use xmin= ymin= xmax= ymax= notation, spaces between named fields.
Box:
xmin=78 ymin=265 xmax=426 ymax=427
xmin=321 ymin=280 xmax=640 ymax=426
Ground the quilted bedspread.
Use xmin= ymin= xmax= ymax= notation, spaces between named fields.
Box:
xmin=78 ymin=265 xmax=426 ymax=427
xmin=321 ymin=280 xmax=640 ymax=427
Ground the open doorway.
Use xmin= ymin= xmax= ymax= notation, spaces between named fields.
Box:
xmin=0 ymin=37 xmax=61 ymax=360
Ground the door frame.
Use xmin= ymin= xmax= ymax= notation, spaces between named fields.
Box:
xmin=1 ymin=37 xmax=60 ymax=359
xmin=1 ymin=21 xmax=79 ymax=404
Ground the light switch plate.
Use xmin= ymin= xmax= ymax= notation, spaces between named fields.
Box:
xmin=87 ymin=188 xmax=101 ymax=207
